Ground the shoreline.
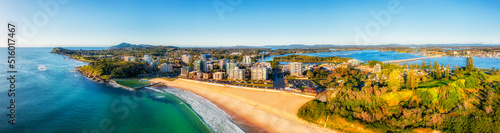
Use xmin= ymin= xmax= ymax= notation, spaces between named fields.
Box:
xmin=149 ymin=78 xmax=337 ymax=133
xmin=75 ymin=66 xmax=109 ymax=83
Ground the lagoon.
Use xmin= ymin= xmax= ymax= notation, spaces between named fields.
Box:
xmin=264 ymin=50 xmax=500 ymax=69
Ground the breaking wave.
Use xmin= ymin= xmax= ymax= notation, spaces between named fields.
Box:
xmin=145 ymin=87 xmax=245 ymax=133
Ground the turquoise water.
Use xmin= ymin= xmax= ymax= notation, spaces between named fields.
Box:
xmin=264 ymin=50 xmax=500 ymax=69
xmin=0 ymin=48 xmax=242 ymax=133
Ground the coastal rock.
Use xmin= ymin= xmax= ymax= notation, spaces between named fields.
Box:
xmin=75 ymin=66 xmax=108 ymax=83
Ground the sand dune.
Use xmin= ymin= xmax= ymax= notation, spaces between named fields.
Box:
xmin=149 ymin=78 xmax=337 ymax=133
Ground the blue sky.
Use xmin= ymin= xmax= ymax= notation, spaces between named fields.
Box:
xmin=1 ymin=0 xmax=500 ymax=47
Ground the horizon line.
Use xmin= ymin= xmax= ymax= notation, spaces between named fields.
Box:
xmin=4 ymin=43 xmax=500 ymax=48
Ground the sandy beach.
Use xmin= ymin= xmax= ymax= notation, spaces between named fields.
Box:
xmin=149 ymin=78 xmax=337 ymax=133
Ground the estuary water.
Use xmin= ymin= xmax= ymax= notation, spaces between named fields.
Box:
xmin=264 ymin=50 xmax=500 ymax=69
xmin=0 ymin=48 xmax=242 ymax=133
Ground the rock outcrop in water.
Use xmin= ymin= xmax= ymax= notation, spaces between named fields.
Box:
xmin=75 ymin=66 xmax=108 ymax=83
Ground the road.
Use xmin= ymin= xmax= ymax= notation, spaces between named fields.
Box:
xmin=272 ymin=67 xmax=286 ymax=89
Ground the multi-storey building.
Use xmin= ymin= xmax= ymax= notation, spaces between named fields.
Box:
xmin=159 ymin=63 xmax=173 ymax=73
xmin=219 ymin=59 xmax=228 ymax=71
xmin=226 ymin=62 xmax=239 ymax=74
xmin=203 ymin=72 xmax=212 ymax=79
xmin=150 ymin=60 xmax=158 ymax=70
xmin=194 ymin=60 xmax=206 ymax=72
xmin=373 ymin=63 xmax=382 ymax=73
xmin=143 ymin=55 xmax=152 ymax=64
xmin=251 ymin=67 xmax=268 ymax=80
xmin=181 ymin=55 xmax=192 ymax=64
xmin=243 ymin=56 xmax=252 ymax=66
xmin=123 ymin=56 xmax=136 ymax=61
xmin=347 ymin=59 xmax=361 ymax=66
xmin=196 ymin=72 xmax=203 ymax=79
xmin=188 ymin=71 xmax=197 ymax=78
xmin=180 ymin=67 xmax=190 ymax=77
xmin=206 ymin=64 xmax=213 ymax=71
xmin=253 ymin=62 xmax=271 ymax=68
xmin=213 ymin=72 xmax=225 ymax=80
xmin=290 ymin=62 xmax=303 ymax=77
xmin=228 ymin=68 xmax=245 ymax=80
xmin=200 ymin=53 xmax=211 ymax=61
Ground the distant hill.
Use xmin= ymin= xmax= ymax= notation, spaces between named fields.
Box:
xmin=109 ymin=43 xmax=154 ymax=49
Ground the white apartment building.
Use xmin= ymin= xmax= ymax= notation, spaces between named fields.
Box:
xmin=290 ymin=62 xmax=303 ymax=77
xmin=143 ymin=55 xmax=153 ymax=64
xmin=251 ymin=67 xmax=268 ymax=80
xmin=243 ymin=56 xmax=252 ymax=66
xmin=181 ymin=55 xmax=192 ymax=64
xmin=228 ymin=67 xmax=245 ymax=80
xmin=160 ymin=63 xmax=173 ymax=73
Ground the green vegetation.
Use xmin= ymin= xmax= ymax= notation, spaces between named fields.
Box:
xmin=489 ymin=75 xmax=500 ymax=82
xmin=418 ymin=79 xmax=455 ymax=88
xmin=115 ymin=80 xmax=152 ymax=88
xmin=80 ymin=59 xmax=149 ymax=78
xmin=269 ymin=48 xmax=327 ymax=55
xmin=235 ymin=83 xmax=273 ymax=88
xmin=273 ymin=55 xmax=350 ymax=63
xmin=388 ymin=69 xmax=402 ymax=91
xmin=298 ymin=57 xmax=500 ymax=132
xmin=367 ymin=60 xmax=382 ymax=67
xmin=162 ymin=77 xmax=177 ymax=81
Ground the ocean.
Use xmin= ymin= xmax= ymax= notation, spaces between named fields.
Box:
xmin=0 ymin=48 xmax=243 ymax=133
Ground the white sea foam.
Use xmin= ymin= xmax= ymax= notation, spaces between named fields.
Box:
xmin=146 ymin=87 xmax=245 ymax=133
xmin=38 ymin=65 xmax=48 ymax=71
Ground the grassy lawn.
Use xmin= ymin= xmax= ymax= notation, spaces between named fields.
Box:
xmin=417 ymin=88 xmax=440 ymax=103
xmin=235 ymin=83 xmax=273 ymax=88
xmin=488 ymin=75 xmax=500 ymax=82
xmin=72 ymin=55 xmax=94 ymax=62
xmin=418 ymin=79 xmax=454 ymax=88
xmin=321 ymin=115 xmax=379 ymax=133
xmin=115 ymin=80 xmax=152 ymax=88
xmin=162 ymin=78 xmax=177 ymax=81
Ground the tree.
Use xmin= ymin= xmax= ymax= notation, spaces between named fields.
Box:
xmin=455 ymin=68 xmax=464 ymax=78
xmin=327 ymin=74 xmax=335 ymax=82
xmin=405 ymin=69 xmax=419 ymax=90
xmin=422 ymin=60 xmax=426 ymax=69
xmin=188 ymin=58 xmax=194 ymax=68
xmin=466 ymin=56 xmax=475 ymax=72
xmin=307 ymin=70 xmax=314 ymax=78
xmin=434 ymin=61 xmax=442 ymax=79
xmin=410 ymin=70 xmax=419 ymax=89
xmin=404 ymin=62 xmax=408 ymax=69
xmin=405 ymin=71 xmax=411 ymax=89
xmin=445 ymin=64 xmax=450 ymax=79
xmin=388 ymin=69 xmax=402 ymax=91
xmin=271 ymin=57 xmax=279 ymax=68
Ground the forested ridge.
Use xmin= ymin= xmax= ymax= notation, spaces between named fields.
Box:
xmin=274 ymin=55 xmax=350 ymax=63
